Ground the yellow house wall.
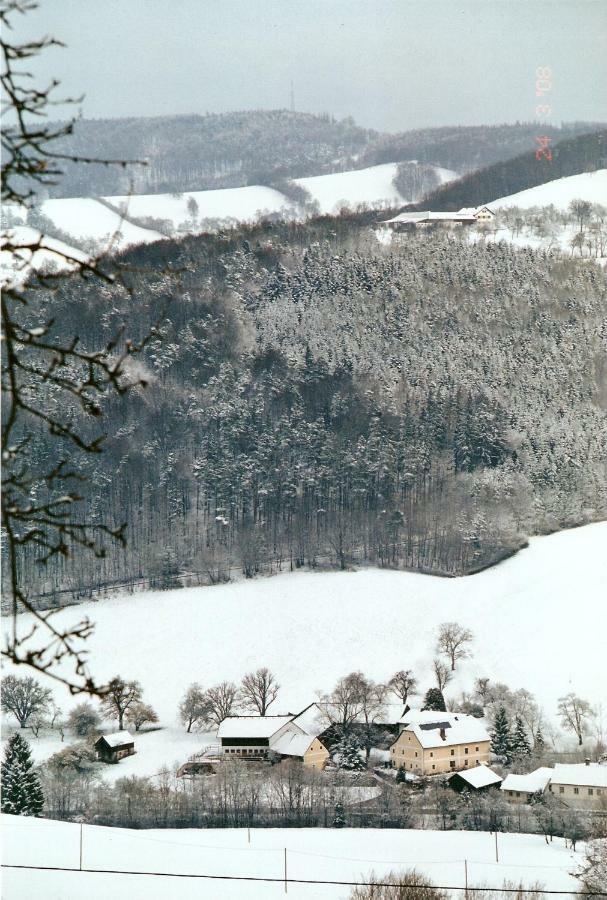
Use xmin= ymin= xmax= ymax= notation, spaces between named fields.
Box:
xmin=303 ymin=738 xmax=330 ymax=769
xmin=390 ymin=731 xmax=491 ymax=775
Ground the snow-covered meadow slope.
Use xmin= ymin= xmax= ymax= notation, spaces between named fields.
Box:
xmin=6 ymin=522 xmax=606 ymax=730
xmin=488 ymin=169 xmax=607 ymax=210
xmin=4 ymin=162 xmax=456 ymax=251
xmin=2 ymin=815 xmax=583 ymax=899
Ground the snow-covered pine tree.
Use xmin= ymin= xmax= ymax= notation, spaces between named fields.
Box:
xmin=511 ymin=715 xmax=531 ymax=759
xmin=492 ymin=705 xmax=512 ymax=763
xmin=333 ymin=801 xmax=345 ymax=827
xmin=334 ymin=733 xmax=366 ymax=771
xmin=421 ymin=688 xmax=447 ymax=712
xmin=534 ymin=726 xmax=546 ymax=754
xmin=1 ymin=733 xmax=44 ymax=816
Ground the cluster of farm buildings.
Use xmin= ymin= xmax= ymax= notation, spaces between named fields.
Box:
xmin=380 ymin=205 xmax=495 ymax=230
xmin=96 ymin=703 xmax=607 ymax=809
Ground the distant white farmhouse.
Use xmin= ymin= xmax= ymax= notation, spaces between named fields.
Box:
xmin=502 ymin=761 xmax=607 ymax=809
xmin=501 ymin=767 xmax=553 ymax=803
xmin=381 ymin=205 xmax=495 ymax=231
xmin=217 ymin=703 xmax=329 ymax=769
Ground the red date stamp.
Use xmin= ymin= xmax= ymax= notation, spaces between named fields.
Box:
xmin=535 ymin=66 xmax=552 ymax=161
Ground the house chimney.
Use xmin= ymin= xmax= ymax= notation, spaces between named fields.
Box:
xmin=439 ymin=728 xmax=446 ymax=741
xmin=585 ymin=757 xmax=591 ymax=766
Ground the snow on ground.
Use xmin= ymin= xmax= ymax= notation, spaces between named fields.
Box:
xmin=2 ymin=815 xmax=584 ymax=899
xmin=488 ymin=169 xmax=607 ymax=211
xmin=3 ymin=163 xmax=457 ymax=255
xmin=0 ymin=225 xmax=94 ymax=286
xmin=38 ymin=197 xmax=166 ymax=249
xmin=296 ymin=163 xmax=456 ymax=215
xmin=107 ymin=184 xmax=291 ymax=231
xmin=3 ymin=523 xmax=606 ymax=779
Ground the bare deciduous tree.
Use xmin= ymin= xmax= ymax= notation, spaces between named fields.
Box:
xmin=432 ymin=658 xmax=453 ymax=692
xmin=318 ymin=671 xmax=366 ymax=736
xmin=1 ymin=674 xmax=52 ymax=728
xmin=100 ymin=677 xmax=143 ymax=730
xmin=239 ymin=668 xmax=280 ymax=716
xmin=436 ymin=622 xmax=473 ymax=671
xmin=1 ymin=1 xmax=154 ymax=696
xmin=179 ymin=683 xmax=209 ymax=733
xmin=558 ymin=693 xmax=594 ymax=746
xmin=66 ymin=702 xmax=101 ymax=736
xmin=203 ymin=681 xmax=240 ymax=727
xmin=125 ymin=702 xmax=158 ymax=732
xmin=388 ymin=669 xmax=417 ymax=707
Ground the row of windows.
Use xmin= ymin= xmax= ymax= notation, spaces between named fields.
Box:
xmin=392 ymin=746 xmax=482 ymax=756
xmin=225 ymin=748 xmax=265 ymax=755
xmin=510 ymin=786 xmax=603 ymax=797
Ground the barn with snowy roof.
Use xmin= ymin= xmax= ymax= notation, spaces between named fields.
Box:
xmin=217 ymin=703 xmax=329 ymax=769
xmin=94 ymin=731 xmax=135 ymax=763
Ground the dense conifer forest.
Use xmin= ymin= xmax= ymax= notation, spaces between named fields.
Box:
xmin=413 ymin=130 xmax=607 ymax=211
xmin=11 ymin=215 xmax=607 ymax=604
xmin=41 ymin=113 xmax=603 ymax=198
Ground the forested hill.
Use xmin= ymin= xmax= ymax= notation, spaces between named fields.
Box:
xmin=357 ymin=121 xmax=604 ymax=174
xmin=411 ymin=129 xmax=607 ymax=211
xmin=43 ymin=112 xmax=601 ymax=199
xmin=14 ymin=217 xmax=607 ymax=601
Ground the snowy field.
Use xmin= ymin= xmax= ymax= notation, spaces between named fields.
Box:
xmin=2 ymin=162 xmax=456 ymax=252
xmin=487 ymin=169 xmax=607 ymax=211
xmin=1 ymin=814 xmax=584 ymax=899
xmin=3 ymin=523 xmax=606 ymax=780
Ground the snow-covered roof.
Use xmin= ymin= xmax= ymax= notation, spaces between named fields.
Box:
xmin=398 ymin=712 xmax=490 ymax=749
xmin=270 ymin=730 xmax=316 ymax=758
xmin=451 ymin=765 xmax=502 ymax=789
xmin=381 ymin=210 xmax=477 ymax=224
xmin=501 ymin=767 xmax=553 ymax=794
xmin=551 ymin=763 xmax=607 ymax=788
xmin=290 ymin=703 xmax=324 ymax=736
xmin=217 ymin=715 xmax=294 ymax=739
xmin=98 ymin=731 xmax=134 ymax=748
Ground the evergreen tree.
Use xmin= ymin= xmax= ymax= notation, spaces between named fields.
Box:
xmin=534 ymin=726 xmax=546 ymax=754
xmin=422 ymin=688 xmax=447 ymax=712
xmin=334 ymin=733 xmax=366 ymax=771
xmin=333 ymin=801 xmax=345 ymax=828
xmin=492 ymin=706 xmax=512 ymax=763
xmin=1 ymin=733 xmax=44 ymax=816
xmin=510 ymin=715 xmax=531 ymax=759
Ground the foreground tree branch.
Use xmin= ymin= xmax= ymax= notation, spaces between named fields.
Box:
xmin=1 ymin=1 xmax=158 ymax=695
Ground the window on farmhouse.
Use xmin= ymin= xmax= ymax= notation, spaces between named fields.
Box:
xmin=450 ymin=761 xmax=456 ymax=768
xmin=475 ymin=746 xmax=479 ymax=752
xmin=574 ymin=787 xmax=579 ymax=795
xmin=450 ymin=749 xmax=455 ymax=756
xmin=465 ymin=748 xmax=469 ymax=754
xmin=559 ymin=787 xmax=564 ymax=794
xmin=588 ymin=789 xmax=594 ymax=795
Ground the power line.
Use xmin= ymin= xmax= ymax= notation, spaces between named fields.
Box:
xmin=2 ymin=863 xmax=597 ymax=895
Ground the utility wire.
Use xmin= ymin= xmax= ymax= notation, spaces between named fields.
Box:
xmin=2 ymin=863 xmax=598 ymax=894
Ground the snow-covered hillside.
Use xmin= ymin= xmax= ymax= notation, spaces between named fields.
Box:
xmin=488 ymin=169 xmax=607 ymax=210
xmin=3 ymin=522 xmax=605 ymax=781
xmin=3 ymin=162 xmax=456 ymax=252
xmin=2 ymin=815 xmax=584 ymax=899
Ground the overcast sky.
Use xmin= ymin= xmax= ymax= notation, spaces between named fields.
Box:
xmin=14 ymin=0 xmax=607 ymax=132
